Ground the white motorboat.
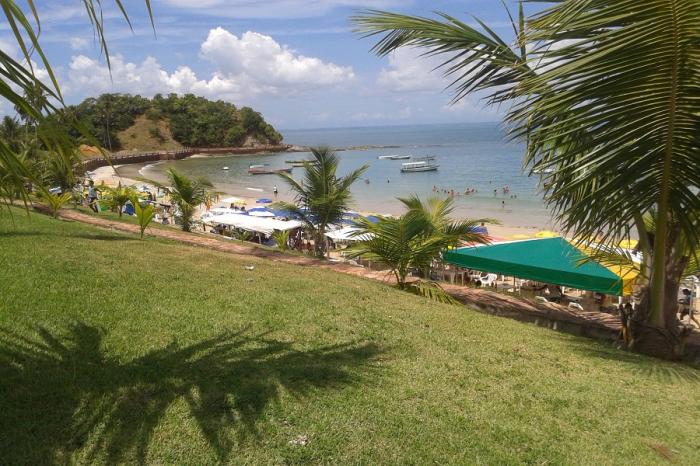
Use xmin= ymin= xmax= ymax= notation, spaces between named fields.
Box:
xmin=401 ymin=161 xmax=439 ymax=172
xmin=222 ymin=166 xmax=230 ymax=170
xmin=378 ymin=154 xmax=411 ymax=160
xmin=400 ymin=156 xmax=439 ymax=172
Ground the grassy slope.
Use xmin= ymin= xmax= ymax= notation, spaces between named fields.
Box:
xmin=0 ymin=210 xmax=698 ymax=465
xmin=116 ymin=115 xmax=183 ymax=152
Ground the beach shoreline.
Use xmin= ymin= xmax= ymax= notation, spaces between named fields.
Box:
xmin=86 ymin=162 xmax=556 ymax=239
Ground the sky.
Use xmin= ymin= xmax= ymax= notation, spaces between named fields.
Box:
xmin=2 ymin=0 xmax=525 ymax=129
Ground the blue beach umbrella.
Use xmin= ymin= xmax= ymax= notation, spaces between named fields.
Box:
xmin=256 ymin=198 xmax=273 ymax=204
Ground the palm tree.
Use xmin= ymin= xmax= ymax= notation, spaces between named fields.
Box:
xmin=0 ymin=1 xmax=153 ymax=204
xmin=276 ymin=147 xmax=367 ymax=257
xmin=155 ymin=169 xmax=216 ymax=232
xmin=353 ymin=1 xmax=700 ymax=359
xmin=0 ymin=117 xmax=22 ymax=152
xmin=102 ymin=183 xmax=137 ymax=218
xmin=348 ymin=196 xmax=489 ymax=292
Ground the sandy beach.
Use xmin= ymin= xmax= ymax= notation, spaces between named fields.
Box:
xmin=83 ymin=162 xmax=555 ymax=240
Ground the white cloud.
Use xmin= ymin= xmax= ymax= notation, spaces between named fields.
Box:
xmin=377 ymin=48 xmax=447 ymax=93
xmin=200 ymin=28 xmax=354 ymax=89
xmin=69 ymin=37 xmax=88 ymax=50
xmin=63 ymin=27 xmax=354 ymax=101
xmin=65 ymin=54 xmax=250 ymax=100
xmin=0 ymin=37 xmax=18 ymax=58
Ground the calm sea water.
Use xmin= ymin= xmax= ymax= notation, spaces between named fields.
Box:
xmin=138 ymin=123 xmax=556 ymax=229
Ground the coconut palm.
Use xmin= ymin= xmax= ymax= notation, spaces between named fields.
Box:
xmin=0 ymin=117 xmax=22 ymax=153
xmin=276 ymin=147 xmax=368 ymax=257
xmin=102 ymin=184 xmax=137 ymax=218
xmin=155 ymin=169 xmax=216 ymax=232
xmin=348 ymin=196 xmax=489 ymax=294
xmin=0 ymin=1 xmax=153 ymax=204
xmin=353 ymin=1 xmax=700 ymax=358
xmin=134 ymin=201 xmax=155 ymax=239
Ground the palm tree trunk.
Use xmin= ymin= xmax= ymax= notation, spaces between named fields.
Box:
xmin=627 ymin=224 xmax=690 ymax=360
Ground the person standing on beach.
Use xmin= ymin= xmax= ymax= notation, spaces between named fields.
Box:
xmin=87 ymin=180 xmax=98 ymax=213
xmin=273 ymin=185 xmax=278 ymax=197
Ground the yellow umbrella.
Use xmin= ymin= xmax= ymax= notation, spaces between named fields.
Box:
xmin=535 ymin=230 xmax=558 ymax=238
xmin=618 ymin=239 xmax=638 ymax=249
xmin=511 ymin=234 xmax=531 ymax=240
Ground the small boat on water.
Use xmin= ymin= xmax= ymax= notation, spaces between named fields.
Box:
xmin=400 ymin=157 xmax=439 ymax=173
xmin=248 ymin=165 xmax=293 ymax=175
xmin=378 ymin=154 xmax=411 ymax=160
xmin=222 ymin=166 xmax=230 ymax=170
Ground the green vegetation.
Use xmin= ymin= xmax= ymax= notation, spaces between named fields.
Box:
xmin=62 ymin=93 xmax=282 ymax=151
xmin=272 ymin=229 xmax=291 ymax=251
xmin=350 ymin=196 xmax=488 ymax=291
xmin=149 ymin=169 xmax=216 ymax=232
xmin=276 ymin=147 xmax=368 ymax=257
xmin=37 ymin=190 xmax=72 ymax=219
xmin=134 ymin=201 xmax=155 ymax=239
xmin=1 ymin=210 xmax=698 ymax=464
xmin=353 ymin=1 xmax=700 ymax=359
xmin=100 ymin=184 xmax=137 ymax=218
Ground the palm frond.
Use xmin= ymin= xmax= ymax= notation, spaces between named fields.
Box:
xmin=351 ymin=9 xmax=532 ymax=104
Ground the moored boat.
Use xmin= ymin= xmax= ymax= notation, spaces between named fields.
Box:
xmin=400 ymin=157 xmax=439 ymax=173
xmin=378 ymin=154 xmax=411 ymax=160
xmin=248 ymin=165 xmax=293 ymax=175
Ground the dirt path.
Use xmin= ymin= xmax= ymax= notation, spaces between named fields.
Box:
xmin=53 ymin=208 xmax=700 ymax=359
xmin=55 ymin=209 xmax=397 ymax=284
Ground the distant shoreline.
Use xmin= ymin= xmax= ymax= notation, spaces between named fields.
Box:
xmin=82 ymin=145 xmax=293 ymax=171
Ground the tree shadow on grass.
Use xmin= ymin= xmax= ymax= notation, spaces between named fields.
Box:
xmin=0 ymin=231 xmax=136 ymax=242
xmin=0 ymin=323 xmax=383 ymax=464
xmin=544 ymin=331 xmax=700 ymax=382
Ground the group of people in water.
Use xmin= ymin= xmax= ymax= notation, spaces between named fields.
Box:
xmin=431 ymin=184 xmax=518 ymax=207
xmin=432 ymin=186 xmax=480 ymax=197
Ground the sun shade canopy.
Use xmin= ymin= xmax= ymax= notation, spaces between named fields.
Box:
xmin=443 ymin=237 xmax=636 ymax=296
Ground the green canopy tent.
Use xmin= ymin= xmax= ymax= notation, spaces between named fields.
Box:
xmin=443 ymin=237 xmax=630 ymax=296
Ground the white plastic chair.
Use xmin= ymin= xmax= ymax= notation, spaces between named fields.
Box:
xmin=568 ymin=302 xmax=584 ymax=311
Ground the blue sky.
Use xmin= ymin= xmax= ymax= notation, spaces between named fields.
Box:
xmin=4 ymin=1 xmax=526 ymax=129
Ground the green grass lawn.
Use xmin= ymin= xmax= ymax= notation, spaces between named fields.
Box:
xmin=1 ymin=209 xmax=698 ymax=465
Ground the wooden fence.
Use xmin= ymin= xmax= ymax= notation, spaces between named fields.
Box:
xmin=82 ymin=145 xmax=291 ymax=171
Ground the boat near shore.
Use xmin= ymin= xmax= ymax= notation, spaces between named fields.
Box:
xmin=400 ymin=156 xmax=439 ymax=173
xmin=248 ymin=165 xmax=293 ymax=175
xmin=378 ymin=154 xmax=411 ymax=160
xmin=286 ymin=159 xmax=313 ymax=167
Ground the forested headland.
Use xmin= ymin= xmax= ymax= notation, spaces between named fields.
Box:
xmin=44 ymin=93 xmax=283 ymax=152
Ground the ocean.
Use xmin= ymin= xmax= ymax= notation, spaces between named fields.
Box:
xmin=134 ymin=123 xmax=556 ymax=230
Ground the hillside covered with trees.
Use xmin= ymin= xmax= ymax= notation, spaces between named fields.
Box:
xmin=60 ymin=93 xmax=283 ymax=152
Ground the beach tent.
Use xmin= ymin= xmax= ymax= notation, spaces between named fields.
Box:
xmin=443 ymin=237 xmax=638 ymax=296
xmin=325 ymin=227 xmax=373 ymax=242
xmin=207 ymin=213 xmax=302 ymax=235
xmin=248 ymin=209 xmax=276 ymax=217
